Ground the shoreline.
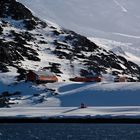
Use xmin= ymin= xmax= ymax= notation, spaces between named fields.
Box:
xmin=1 ymin=117 xmax=140 ymax=124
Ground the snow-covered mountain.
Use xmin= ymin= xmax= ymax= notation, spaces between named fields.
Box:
xmin=18 ymin=0 xmax=140 ymax=65
xmin=0 ymin=0 xmax=140 ymax=109
xmin=0 ymin=0 xmax=140 ymax=82
xmin=18 ymin=0 xmax=140 ymax=37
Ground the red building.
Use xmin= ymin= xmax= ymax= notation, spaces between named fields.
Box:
xmin=26 ymin=70 xmax=58 ymax=83
xmin=69 ymin=75 xmax=101 ymax=82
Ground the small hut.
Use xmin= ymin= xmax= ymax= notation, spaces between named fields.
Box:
xmin=26 ymin=70 xmax=58 ymax=83
xmin=69 ymin=74 xmax=101 ymax=82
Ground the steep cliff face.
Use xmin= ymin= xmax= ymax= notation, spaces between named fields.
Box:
xmin=0 ymin=0 xmax=140 ymax=81
xmin=0 ymin=0 xmax=46 ymax=74
xmin=0 ymin=0 xmax=46 ymax=29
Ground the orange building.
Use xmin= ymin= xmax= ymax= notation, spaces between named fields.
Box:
xmin=26 ymin=70 xmax=58 ymax=83
xmin=69 ymin=75 xmax=101 ymax=82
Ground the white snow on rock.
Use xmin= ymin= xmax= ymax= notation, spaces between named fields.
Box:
xmin=18 ymin=0 xmax=140 ymax=65
xmin=89 ymin=37 xmax=140 ymax=65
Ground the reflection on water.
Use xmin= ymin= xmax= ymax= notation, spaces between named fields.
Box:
xmin=0 ymin=123 xmax=140 ymax=140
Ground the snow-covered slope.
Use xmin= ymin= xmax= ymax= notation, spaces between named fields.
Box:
xmin=18 ymin=0 xmax=140 ymax=64
xmin=0 ymin=0 xmax=140 ymax=113
xmin=18 ymin=0 xmax=140 ymax=37
xmin=89 ymin=37 xmax=140 ymax=65
xmin=1 ymin=82 xmax=140 ymax=119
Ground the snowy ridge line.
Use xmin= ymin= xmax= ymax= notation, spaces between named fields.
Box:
xmin=17 ymin=0 xmax=140 ymax=41
xmin=113 ymin=0 xmax=127 ymax=12
xmin=114 ymin=33 xmax=140 ymax=39
xmin=59 ymin=82 xmax=102 ymax=95
xmin=89 ymin=37 xmax=140 ymax=65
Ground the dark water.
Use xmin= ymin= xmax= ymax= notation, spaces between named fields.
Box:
xmin=0 ymin=123 xmax=140 ymax=140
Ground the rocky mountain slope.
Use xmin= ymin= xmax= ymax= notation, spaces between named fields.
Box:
xmin=18 ymin=0 xmax=140 ymax=67
xmin=0 ymin=0 xmax=140 ymax=82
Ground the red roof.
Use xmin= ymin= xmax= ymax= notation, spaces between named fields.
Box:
xmin=69 ymin=76 xmax=101 ymax=82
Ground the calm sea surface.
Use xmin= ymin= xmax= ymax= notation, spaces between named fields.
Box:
xmin=0 ymin=123 xmax=140 ymax=140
